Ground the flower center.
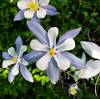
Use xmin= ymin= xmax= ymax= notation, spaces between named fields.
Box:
xmin=49 ymin=48 xmax=56 ymax=57
xmin=28 ymin=1 xmax=39 ymax=11
xmin=11 ymin=57 xmax=22 ymax=64
xmin=11 ymin=57 xmax=17 ymax=63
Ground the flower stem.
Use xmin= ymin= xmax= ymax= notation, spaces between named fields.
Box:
xmin=95 ymin=74 xmax=100 ymax=96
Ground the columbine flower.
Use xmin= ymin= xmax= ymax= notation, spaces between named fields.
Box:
xmin=75 ymin=52 xmax=100 ymax=79
xmin=30 ymin=27 xmax=76 ymax=71
xmin=69 ymin=83 xmax=79 ymax=96
xmin=2 ymin=36 xmax=33 ymax=83
xmin=24 ymin=22 xmax=84 ymax=84
xmin=14 ymin=0 xmax=57 ymax=21
xmin=75 ymin=42 xmax=100 ymax=79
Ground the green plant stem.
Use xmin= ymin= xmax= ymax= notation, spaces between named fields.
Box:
xmin=95 ymin=74 xmax=100 ymax=96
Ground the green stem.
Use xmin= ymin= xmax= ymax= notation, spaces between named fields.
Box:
xmin=95 ymin=74 xmax=100 ymax=96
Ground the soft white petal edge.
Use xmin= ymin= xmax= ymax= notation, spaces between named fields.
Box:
xmin=81 ymin=41 xmax=100 ymax=60
xmin=56 ymin=38 xmax=75 ymax=52
xmin=24 ymin=10 xmax=35 ymax=19
xmin=79 ymin=60 xmax=100 ymax=79
xmin=30 ymin=39 xmax=49 ymax=51
xmin=39 ymin=0 xmax=50 ymax=6
xmin=36 ymin=53 xmax=51 ymax=70
xmin=48 ymin=27 xmax=58 ymax=48
xmin=17 ymin=0 xmax=28 ymax=10
xmin=8 ymin=47 xmax=17 ymax=57
xmin=2 ymin=60 xmax=15 ymax=68
xmin=37 ymin=7 xmax=47 ymax=18
xmin=54 ymin=53 xmax=70 ymax=71
xmin=22 ymin=59 xmax=29 ymax=66
xmin=81 ymin=52 xmax=86 ymax=63
xmin=11 ymin=64 xmax=20 ymax=76
xmin=19 ymin=45 xmax=27 ymax=57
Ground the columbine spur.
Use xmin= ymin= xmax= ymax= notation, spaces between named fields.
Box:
xmin=2 ymin=36 xmax=33 ymax=83
xmin=14 ymin=0 xmax=57 ymax=21
xmin=24 ymin=22 xmax=84 ymax=84
xmin=75 ymin=42 xmax=100 ymax=79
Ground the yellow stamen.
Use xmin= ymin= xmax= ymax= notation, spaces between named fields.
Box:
xmin=28 ymin=1 xmax=39 ymax=11
xmin=49 ymin=48 xmax=56 ymax=57
xmin=11 ymin=57 xmax=17 ymax=63
xmin=70 ymin=86 xmax=77 ymax=95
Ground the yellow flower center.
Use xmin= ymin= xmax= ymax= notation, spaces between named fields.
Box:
xmin=49 ymin=48 xmax=56 ymax=57
xmin=28 ymin=1 xmax=39 ymax=11
xmin=70 ymin=86 xmax=77 ymax=95
xmin=11 ymin=57 xmax=17 ymax=63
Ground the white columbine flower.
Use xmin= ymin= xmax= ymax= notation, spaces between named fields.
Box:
xmin=26 ymin=22 xmax=84 ymax=84
xmin=30 ymin=27 xmax=76 ymax=71
xmin=2 ymin=36 xmax=33 ymax=83
xmin=75 ymin=49 xmax=100 ymax=79
xmin=14 ymin=0 xmax=57 ymax=21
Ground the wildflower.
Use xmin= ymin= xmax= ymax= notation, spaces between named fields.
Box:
xmin=75 ymin=42 xmax=100 ymax=79
xmin=75 ymin=52 xmax=100 ymax=79
xmin=14 ymin=0 xmax=57 ymax=21
xmin=69 ymin=83 xmax=79 ymax=96
xmin=25 ymin=22 xmax=84 ymax=84
xmin=2 ymin=36 xmax=33 ymax=83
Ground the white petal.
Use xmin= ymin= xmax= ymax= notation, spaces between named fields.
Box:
xmin=2 ymin=60 xmax=15 ymax=68
xmin=48 ymin=27 xmax=58 ymax=48
xmin=11 ymin=63 xmax=19 ymax=76
xmin=39 ymin=0 xmax=50 ymax=6
xmin=19 ymin=45 xmax=27 ymax=57
xmin=24 ymin=10 xmax=35 ymax=19
xmin=8 ymin=47 xmax=17 ymax=57
xmin=79 ymin=60 xmax=100 ymax=79
xmin=17 ymin=0 xmax=28 ymax=10
xmin=54 ymin=53 xmax=70 ymax=71
xmin=81 ymin=41 xmax=100 ymax=60
xmin=30 ymin=39 xmax=49 ymax=51
xmin=22 ymin=59 xmax=29 ymax=66
xmin=56 ymin=38 xmax=75 ymax=52
xmin=37 ymin=7 xmax=47 ymax=18
xmin=81 ymin=52 xmax=86 ymax=63
xmin=36 ymin=53 xmax=51 ymax=70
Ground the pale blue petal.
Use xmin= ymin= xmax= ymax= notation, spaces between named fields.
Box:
xmin=14 ymin=11 xmax=24 ymax=21
xmin=63 ymin=52 xmax=85 ymax=69
xmin=23 ymin=51 xmax=45 ymax=63
xmin=8 ymin=68 xmax=15 ymax=83
xmin=27 ymin=21 xmax=48 ymax=44
xmin=58 ymin=27 xmax=82 ymax=44
xmin=31 ymin=15 xmax=40 ymax=24
xmin=15 ymin=36 xmax=23 ymax=54
xmin=43 ymin=5 xmax=58 ymax=16
xmin=2 ymin=52 xmax=12 ymax=59
xmin=20 ymin=64 xmax=34 ymax=82
xmin=46 ymin=59 xmax=60 ymax=84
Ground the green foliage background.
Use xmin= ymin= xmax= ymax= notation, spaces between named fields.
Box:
xmin=0 ymin=0 xmax=100 ymax=98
